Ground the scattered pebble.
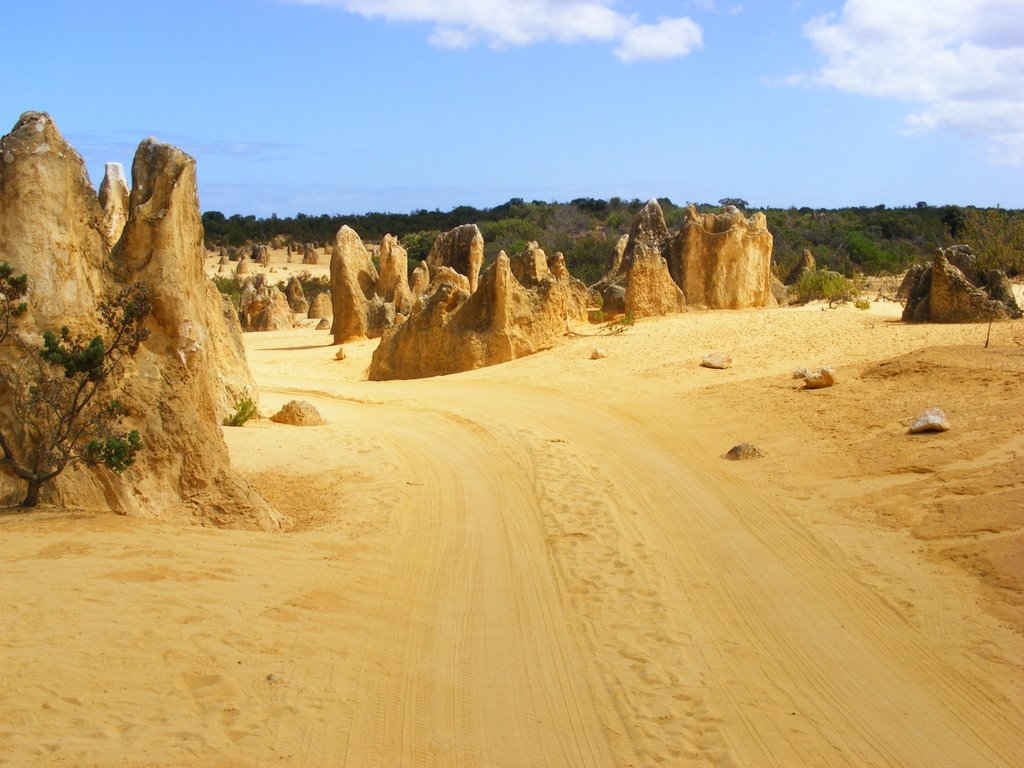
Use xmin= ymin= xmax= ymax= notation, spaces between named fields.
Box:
xmin=701 ymin=353 xmax=732 ymax=370
xmin=590 ymin=348 xmax=607 ymax=360
xmin=909 ymin=406 xmax=950 ymax=433
xmin=724 ymin=443 xmax=765 ymax=460
xmin=803 ymin=367 xmax=837 ymax=389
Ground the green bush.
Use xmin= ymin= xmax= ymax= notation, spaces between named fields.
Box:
xmin=795 ymin=269 xmax=858 ymax=308
xmin=223 ymin=397 xmax=258 ymax=427
xmin=212 ymin=275 xmax=245 ymax=308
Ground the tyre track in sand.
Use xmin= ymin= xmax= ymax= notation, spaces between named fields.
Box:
xmin=253 ymin=374 xmax=1024 ymax=767
xmin=449 ymin=382 xmax=1024 ymax=767
xmin=259 ymin=385 xmax=613 ymax=767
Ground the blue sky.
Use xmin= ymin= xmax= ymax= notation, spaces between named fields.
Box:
xmin=4 ymin=0 xmax=1022 ymax=215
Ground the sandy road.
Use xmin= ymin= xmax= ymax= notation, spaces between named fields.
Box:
xmin=3 ymin=309 xmax=1022 ymax=768
xmin=243 ymin=326 xmax=1024 ymax=768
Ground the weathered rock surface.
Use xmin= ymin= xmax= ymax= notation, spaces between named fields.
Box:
xmin=624 ymin=242 xmax=687 ymax=317
xmin=595 ymin=200 xmax=685 ymax=318
xmin=724 ymin=443 xmax=765 ymax=460
xmin=315 ymin=317 xmax=329 ymax=330
xmin=270 ymin=400 xmax=325 ymax=426
xmin=426 ymin=224 xmax=484 ymax=294
xmin=98 ymin=162 xmax=130 ymax=250
xmin=909 ymin=406 xmax=951 ymax=433
xmin=329 ymin=225 xmax=380 ymax=342
xmin=671 ymin=204 xmax=775 ymax=309
xmin=803 ymin=367 xmax=837 ymax=389
xmin=701 ymin=353 xmax=732 ymax=370
xmin=307 ymin=291 xmax=332 ymax=319
xmin=239 ymin=278 xmax=295 ymax=332
xmin=410 ymin=260 xmax=430 ymax=296
xmin=302 ymin=242 xmax=319 ymax=265
xmin=0 ymin=112 xmax=108 ymax=329
xmin=329 ymin=227 xmax=421 ymax=342
xmin=284 ymin=276 xmax=308 ymax=314
xmin=369 ymin=245 xmax=589 ymax=380
xmin=0 ymin=113 xmax=278 ymax=527
xmin=901 ymin=249 xmax=1021 ymax=323
xmin=377 ymin=234 xmax=414 ymax=314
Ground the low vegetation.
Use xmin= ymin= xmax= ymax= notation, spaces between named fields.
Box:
xmin=223 ymin=397 xmax=258 ymax=427
xmin=0 ymin=267 xmax=150 ymax=507
xmin=793 ymin=270 xmax=866 ymax=308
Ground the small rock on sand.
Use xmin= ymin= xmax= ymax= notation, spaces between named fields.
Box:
xmin=803 ymin=367 xmax=837 ymax=389
xmin=701 ymin=353 xmax=732 ymax=370
xmin=909 ymin=406 xmax=950 ymax=433
xmin=591 ymin=348 xmax=607 ymax=360
xmin=724 ymin=443 xmax=765 ymax=460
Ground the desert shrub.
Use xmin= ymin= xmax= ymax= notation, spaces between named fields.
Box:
xmin=0 ymin=272 xmax=151 ymax=507
xmin=962 ymin=208 xmax=1024 ymax=275
xmin=854 ymin=298 xmax=871 ymax=310
xmin=795 ymin=269 xmax=859 ymax=308
xmin=402 ymin=230 xmax=440 ymax=265
xmin=223 ymin=397 xmax=258 ymax=427
xmin=212 ymin=275 xmax=245 ymax=308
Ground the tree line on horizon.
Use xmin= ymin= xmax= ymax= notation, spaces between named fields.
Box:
xmin=201 ymin=198 xmax=1023 ymax=284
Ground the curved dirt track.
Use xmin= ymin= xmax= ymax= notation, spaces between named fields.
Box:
xmin=2 ymin=306 xmax=1022 ymax=767
xmin=233 ymin=308 xmax=1024 ymax=768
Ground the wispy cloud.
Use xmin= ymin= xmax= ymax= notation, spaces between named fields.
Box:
xmin=789 ymin=0 xmax=1024 ymax=167
xmin=615 ymin=18 xmax=703 ymax=62
xmin=283 ymin=0 xmax=704 ymax=61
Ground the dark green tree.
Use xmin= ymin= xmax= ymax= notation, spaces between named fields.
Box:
xmin=0 ymin=272 xmax=151 ymax=507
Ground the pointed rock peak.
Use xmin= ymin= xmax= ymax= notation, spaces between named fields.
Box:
xmin=99 ymin=162 xmax=130 ymax=250
xmin=624 ymin=198 xmax=669 ymax=265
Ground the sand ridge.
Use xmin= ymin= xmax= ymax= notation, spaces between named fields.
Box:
xmin=2 ymin=297 xmax=1023 ymax=766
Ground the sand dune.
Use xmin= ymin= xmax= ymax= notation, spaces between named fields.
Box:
xmin=2 ymin=299 xmax=1023 ymax=766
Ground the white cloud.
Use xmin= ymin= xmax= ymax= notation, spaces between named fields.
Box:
xmin=794 ymin=0 xmax=1024 ymax=167
xmin=615 ymin=17 xmax=703 ymax=62
xmin=284 ymin=0 xmax=703 ymax=60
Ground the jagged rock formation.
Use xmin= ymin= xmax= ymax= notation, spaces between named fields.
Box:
xmin=307 ymin=291 xmax=332 ymax=319
xmin=369 ymin=244 xmax=589 ymax=380
xmin=0 ymin=112 xmax=109 ymax=330
xmin=302 ymin=242 xmax=319 ymax=265
xmin=426 ymin=224 xmax=484 ymax=294
xmin=785 ymin=249 xmax=816 ymax=286
xmin=410 ymin=260 xmax=430 ymax=296
xmin=98 ymin=162 xmax=129 ymax=250
xmin=377 ymin=235 xmax=414 ymax=315
xmin=595 ymin=200 xmax=685 ymax=318
xmin=608 ymin=233 xmax=629 ymax=277
xmin=901 ymin=249 xmax=1021 ymax=323
xmin=239 ymin=278 xmax=295 ymax=331
xmin=671 ymin=205 xmax=775 ymax=309
xmin=624 ymin=241 xmax=687 ymax=317
xmin=284 ymin=276 xmax=308 ymax=314
xmin=330 ymin=225 xmax=380 ymax=342
xmin=251 ymin=244 xmax=270 ymax=266
xmin=0 ymin=113 xmax=279 ymax=528
xmin=329 ymin=227 xmax=418 ymax=343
